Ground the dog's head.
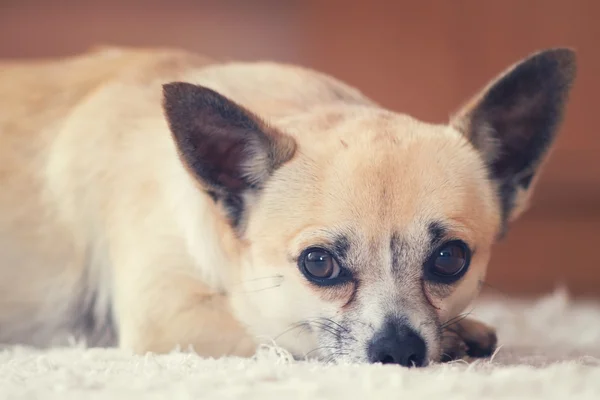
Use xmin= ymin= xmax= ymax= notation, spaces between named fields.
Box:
xmin=162 ymin=49 xmax=576 ymax=366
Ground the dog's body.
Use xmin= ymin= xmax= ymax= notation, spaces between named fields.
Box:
xmin=0 ymin=46 xmax=575 ymax=365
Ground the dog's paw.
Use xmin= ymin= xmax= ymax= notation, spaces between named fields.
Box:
xmin=440 ymin=329 xmax=469 ymax=362
xmin=440 ymin=317 xmax=497 ymax=362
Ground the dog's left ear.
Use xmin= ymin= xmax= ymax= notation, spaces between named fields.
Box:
xmin=162 ymin=82 xmax=296 ymax=228
xmin=451 ymin=48 xmax=577 ymax=234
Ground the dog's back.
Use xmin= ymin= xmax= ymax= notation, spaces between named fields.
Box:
xmin=0 ymin=48 xmax=219 ymax=345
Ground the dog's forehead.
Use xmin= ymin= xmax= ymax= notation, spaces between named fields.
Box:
xmin=304 ymin=116 xmax=496 ymax=230
xmin=255 ymin=109 xmax=500 ymax=250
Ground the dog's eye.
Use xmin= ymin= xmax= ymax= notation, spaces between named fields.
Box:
xmin=425 ymin=240 xmax=470 ymax=282
xmin=301 ymin=248 xmax=341 ymax=281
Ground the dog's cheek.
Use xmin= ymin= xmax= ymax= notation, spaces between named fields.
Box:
xmin=229 ymin=264 xmax=334 ymax=356
xmin=426 ymin=257 xmax=490 ymax=323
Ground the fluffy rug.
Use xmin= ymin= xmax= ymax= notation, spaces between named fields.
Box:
xmin=2 ymin=290 xmax=600 ymax=399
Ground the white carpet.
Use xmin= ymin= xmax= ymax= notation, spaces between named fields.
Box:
xmin=2 ymin=290 xmax=600 ymax=399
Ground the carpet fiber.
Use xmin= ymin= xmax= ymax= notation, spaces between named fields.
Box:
xmin=2 ymin=290 xmax=600 ymax=399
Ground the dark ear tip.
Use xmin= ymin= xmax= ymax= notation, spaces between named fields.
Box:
xmin=162 ymin=82 xmax=189 ymax=99
xmin=529 ymin=47 xmax=578 ymax=82
xmin=162 ymin=82 xmax=227 ymax=108
xmin=162 ymin=82 xmax=181 ymax=106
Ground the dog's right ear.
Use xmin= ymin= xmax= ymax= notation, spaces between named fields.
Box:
xmin=451 ymin=48 xmax=577 ymax=235
xmin=163 ymin=82 xmax=296 ymax=227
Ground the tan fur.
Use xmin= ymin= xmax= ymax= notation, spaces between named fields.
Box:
xmin=0 ymin=46 xmax=573 ymax=364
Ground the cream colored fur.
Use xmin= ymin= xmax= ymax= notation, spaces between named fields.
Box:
xmin=0 ymin=46 xmax=574 ymax=365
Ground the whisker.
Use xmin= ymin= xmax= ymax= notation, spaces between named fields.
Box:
xmin=272 ymin=316 xmax=360 ymax=362
xmin=242 ymin=274 xmax=284 ymax=283
xmin=440 ymin=309 xmax=474 ymax=330
xmin=308 ymin=317 xmax=362 ymax=343
xmin=304 ymin=345 xmax=339 ymax=358
xmin=272 ymin=317 xmax=348 ymax=347
xmin=314 ymin=317 xmax=350 ymax=334
xmin=229 ymin=275 xmax=285 ymax=293
xmin=441 ymin=315 xmax=464 ymax=328
xmin=309 ymin=321 xmax=343 ymax=339
xmin=314 ymin=321 xmax=360 ymax=344
xmin=241 ymin=283 xmax=283 ymax=293
xmin=273 ymin=321 xmax=311 ymax=342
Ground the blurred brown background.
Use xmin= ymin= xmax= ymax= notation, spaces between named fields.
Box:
xmin=1 ymin=0 xmax=599 ymax=297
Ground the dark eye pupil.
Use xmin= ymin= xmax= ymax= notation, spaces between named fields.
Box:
xmin=434 ymin=245 xmax=466 ymax=275
xmin=304 ymin=251 xmax=334 ymax=278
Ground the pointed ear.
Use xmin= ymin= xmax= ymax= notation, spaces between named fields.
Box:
xmin=163 ymin=82 xmax=296 ymax=227
xmin=451 ymin=48 xmax=577 ymax=232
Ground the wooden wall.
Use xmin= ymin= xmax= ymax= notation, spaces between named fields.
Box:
xmin=1 ymin=0 xmax=599 ymax=296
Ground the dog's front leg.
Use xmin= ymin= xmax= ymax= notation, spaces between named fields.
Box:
xmin=112 ymin=252 xmax=255 ymax=357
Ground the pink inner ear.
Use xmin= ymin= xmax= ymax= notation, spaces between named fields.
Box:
xmin=210 ymin=135 xmax=249 ymax=192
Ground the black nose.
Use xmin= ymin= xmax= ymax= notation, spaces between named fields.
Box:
xmin=367 ymin=319 xmax=427 ymax=367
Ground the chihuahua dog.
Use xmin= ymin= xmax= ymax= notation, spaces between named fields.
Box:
xmin=0 ymin=46 xmax=576 ymax=366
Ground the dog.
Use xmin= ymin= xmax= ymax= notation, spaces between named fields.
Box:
xmin=0 ymin=46 xmax=576 ymax=366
